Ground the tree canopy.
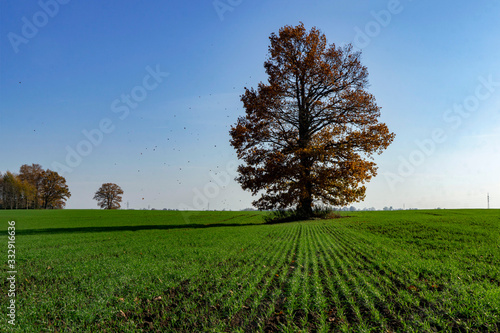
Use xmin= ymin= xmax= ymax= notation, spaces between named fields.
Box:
xmin=18 ymin=163 xmax=44 ymax=209
xmin=230 ymin=23 xmax=395 ymax=217
xmin=40 ymin=170 xmax=71 ymax=209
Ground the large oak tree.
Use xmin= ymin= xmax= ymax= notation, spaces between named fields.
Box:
xmin=230 ymin=23 xmax=395 ymax=217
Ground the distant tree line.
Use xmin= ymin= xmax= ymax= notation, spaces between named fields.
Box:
xmin=0 ymin=164 xmax=71 ymax=209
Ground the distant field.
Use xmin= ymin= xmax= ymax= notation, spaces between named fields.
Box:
xmin=1 ymin=209 xmax=499 ymax=332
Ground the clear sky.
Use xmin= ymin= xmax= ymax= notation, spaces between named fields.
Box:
xmin=1 ymin=0 xmax=499 ymax=210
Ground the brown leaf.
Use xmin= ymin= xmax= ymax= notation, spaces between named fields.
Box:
xmin=118 ymin=310 xmax=127 ymax=319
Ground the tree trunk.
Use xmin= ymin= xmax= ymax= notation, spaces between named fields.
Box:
xmin=298 ymin=156 xmax=314 ymax=218
xmin=298 ymin=195 xmax=313 ymax=217
xmin=297 ymin=83 xmax=313 ymax=218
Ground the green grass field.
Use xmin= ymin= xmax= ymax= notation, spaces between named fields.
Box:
xmin=1 ymin=209 xmax=500 ymax=332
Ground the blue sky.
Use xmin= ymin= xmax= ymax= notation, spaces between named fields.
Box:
xmin=1 ymin=0 xmax=499 ymax=210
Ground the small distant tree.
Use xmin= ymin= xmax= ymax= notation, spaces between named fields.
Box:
xmin=94 ymin=183 xmax=124 ymax=210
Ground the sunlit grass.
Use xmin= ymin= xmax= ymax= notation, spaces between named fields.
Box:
xmin=0 ymin=209 xmax=499 ymax=332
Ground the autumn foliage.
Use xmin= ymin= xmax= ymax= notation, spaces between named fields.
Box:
xmin=93 ymin=183 xmax=124 ymax=210
xmin=0 ymin=163 xmax=71 ymax=209
xmin=230 ymin=23 xmax=395 ymax=217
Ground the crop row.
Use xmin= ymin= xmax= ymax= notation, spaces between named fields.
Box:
xmin=2 ymin=210 xmax=499 ymax=332
xmin=104 ymin=221 xmax=500 ymax=332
